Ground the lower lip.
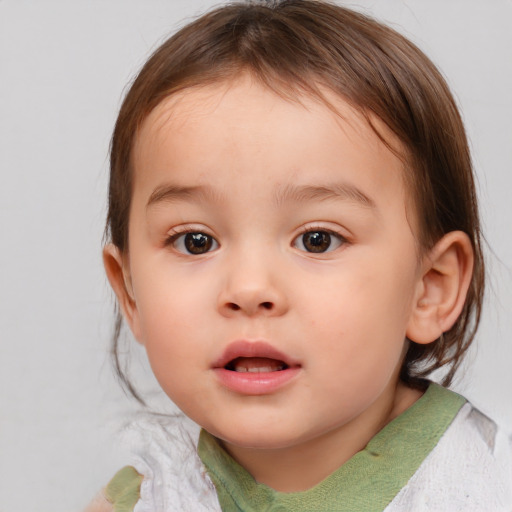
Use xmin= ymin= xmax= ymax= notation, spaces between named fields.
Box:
xmin=213 ymin=367 xmax=301 ymax=395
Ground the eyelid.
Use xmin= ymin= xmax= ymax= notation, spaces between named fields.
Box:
xmin=295 ymin=223 xmax=349 ymax=240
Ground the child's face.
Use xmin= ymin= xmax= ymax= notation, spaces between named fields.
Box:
xmin=124 ymin=76 xmax=425 ymax=452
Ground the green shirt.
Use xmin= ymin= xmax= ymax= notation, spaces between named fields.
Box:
xmin=106 ymin=383 xmax=466 ymax=512
xmin=105 ymin=465 xmax=144 ymax=512
xmin=197 ymin=383 xmax=466 ymax=512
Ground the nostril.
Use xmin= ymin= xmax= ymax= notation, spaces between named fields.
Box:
xmin=222 ymin=300 xmax=275 ymax=314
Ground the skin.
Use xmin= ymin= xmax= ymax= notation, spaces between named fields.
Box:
xmin=104 ymin=75 xmax=473 ymax=492
xmin=83 ymin=493 xmax=112 ymax=512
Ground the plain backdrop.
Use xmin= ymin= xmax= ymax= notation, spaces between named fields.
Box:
xmin=1 ymin=1 xmax=511 ymax=511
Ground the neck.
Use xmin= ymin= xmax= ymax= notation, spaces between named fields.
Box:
xmin=221 ymin=380 xmax=423 ymax=492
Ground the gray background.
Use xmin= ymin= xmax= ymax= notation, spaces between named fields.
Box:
xmin=1 ymin=1 xmax=511 ymax=511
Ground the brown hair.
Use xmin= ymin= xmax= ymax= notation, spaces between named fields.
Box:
xmin=106 ymin=0 xmax=484 ymax=401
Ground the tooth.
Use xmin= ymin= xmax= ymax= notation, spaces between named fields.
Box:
xmin=230 ymin=357 xmax=287 ymax=373
xmin=234 ymin=364 xmax=285 ymax=373
xmin=248 ymin=366 xmax=272 ymax=373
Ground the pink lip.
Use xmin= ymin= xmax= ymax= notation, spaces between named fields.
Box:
xmin=212 ymin=340 xmax=301 ymax=395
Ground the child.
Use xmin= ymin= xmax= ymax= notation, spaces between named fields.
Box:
xmin=87 ymin=1 xmax=512 ymax=510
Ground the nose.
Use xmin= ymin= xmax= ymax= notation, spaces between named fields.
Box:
xmin=217 ymin=252 xmax=289 ymax=318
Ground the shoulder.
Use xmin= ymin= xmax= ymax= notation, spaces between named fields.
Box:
xmin=116 ymin=412 xmax=221 ymax=512
xmin=107 ymin=466 xmax=143 ymax=512
xmin=387 ymin=401 xmax=512 ymax=511
xmin=83 ymin=466 xmax=142 ymax=512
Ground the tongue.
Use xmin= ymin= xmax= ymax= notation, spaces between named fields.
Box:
xmin=231 ymin=357 xmax=286 ymax=373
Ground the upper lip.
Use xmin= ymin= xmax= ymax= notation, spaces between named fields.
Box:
xmin=213 ymin=340 xmax=300 ymax=369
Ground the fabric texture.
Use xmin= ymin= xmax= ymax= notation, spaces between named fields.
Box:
xmin=122 ymin=413 xmax=221 ymax=512
xmin=197 ymin=383 xmax=466 ymax=511
xmin=112 ymin=383 xmax=512 ymax=511
xmin=388 ymin=404 xmax=512 ymax=511
xmin=105 ymin=466 xmax=143 ymax=512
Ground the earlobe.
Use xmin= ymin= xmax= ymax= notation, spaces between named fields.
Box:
xmin=102 ymin=244 xmax=142 ymax=342
xmin=406 ymin=231 xmax=474 ymax=345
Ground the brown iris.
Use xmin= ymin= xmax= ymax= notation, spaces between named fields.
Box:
xmin=184 ymin=233 xmax=213 ymax=254
xmin=302 ymin=231 xmax=332 ymax=253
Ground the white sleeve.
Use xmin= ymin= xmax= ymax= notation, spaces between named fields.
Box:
xmin=386 ymin=404 xmax=512 ymax=512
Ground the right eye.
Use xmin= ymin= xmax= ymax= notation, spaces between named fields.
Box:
xmin=168 ymin=232 xmax=219 ymax=255
xmin=293 ymin=229 xmax=345 ymax=254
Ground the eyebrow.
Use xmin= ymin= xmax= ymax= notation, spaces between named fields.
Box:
xmin=146 ymin=181 xmax=376 ymax=210
xmin=273 ymin=182 xmax=376 ymax=209
xmin=146 ymin=184 xmax=222 ymax=209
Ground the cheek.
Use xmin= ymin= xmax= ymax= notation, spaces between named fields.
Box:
xmin=300 ymin=262 xmax=416 ymax=369
xmin=305 ymin=262 xmax=414 ymax=332
xmin=134 ymin=260 xmax=213 ymax=327
xmin=137 ymin=291 xmax=211 ymax=404
xmin=133 ymin=274 xmax=213 ymax=377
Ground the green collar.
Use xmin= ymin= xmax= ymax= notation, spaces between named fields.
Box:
xmin=198 ymin=383 xmax=466 ymax=512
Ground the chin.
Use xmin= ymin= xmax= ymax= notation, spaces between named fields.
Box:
xmin=206 ymin=420 xmax=313 ymax=451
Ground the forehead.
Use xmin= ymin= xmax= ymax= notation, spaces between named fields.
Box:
xmin=135 ymin=76 xmax=404 ymax=157
xmin=135 ymin=74 xmax=405 ymax=147
xmin=131 ymin=76 xmax=414 ymax=226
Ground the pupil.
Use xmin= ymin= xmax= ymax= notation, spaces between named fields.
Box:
xmin=303 ymin=231 xmax=330 ymax=253
xmin=185 ymin=233 xmax=212 ymax=254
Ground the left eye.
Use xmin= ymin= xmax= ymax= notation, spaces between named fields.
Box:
xmin=170 ymin=232 xmax=219 ymax=255
xmin=293 ymin=230 xmax=344 ymax=253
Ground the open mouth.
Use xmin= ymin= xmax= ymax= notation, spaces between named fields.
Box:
xmin=214 ymin=341 xmax=300 ymax=393
xmin=225 ymin=357 xmax=289 ymax=373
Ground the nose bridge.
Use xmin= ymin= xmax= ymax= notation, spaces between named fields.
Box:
xmin=218 ymin=240 xmax=287 ymax=317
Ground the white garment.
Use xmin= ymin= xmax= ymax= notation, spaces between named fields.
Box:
xmin=122 ymin=404 xmax=512 ymax=512
xmin=124 ymin=414 xmax=221 ymax=512
xmin=386 ymin=404 xmax=512 ymax=511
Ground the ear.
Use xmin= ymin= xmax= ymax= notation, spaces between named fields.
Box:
xmin=406 ymin=231 xmax=474 ymax=344
xmin=103 ymin=244 xmax=142 ymax=343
